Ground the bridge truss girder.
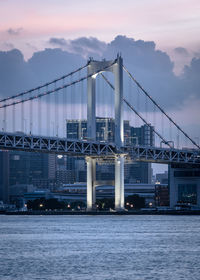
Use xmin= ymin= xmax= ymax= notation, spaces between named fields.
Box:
xmin=126 ymin=146 xmax=200 ymax=165
xmin=0 ymin=132 xmax=200 ymax=165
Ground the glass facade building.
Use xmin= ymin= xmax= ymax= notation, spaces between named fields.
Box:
xmin=178 ymin=184 xmax=197 ymax=204
xmin=66 ymin=118 xmax=154 ymax=184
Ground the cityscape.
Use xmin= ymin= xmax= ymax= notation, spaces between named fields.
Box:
xmin=1 ymin=119 xmax=168 ymax=211
xmin=0 ymin=1 xmax=200 ymax=280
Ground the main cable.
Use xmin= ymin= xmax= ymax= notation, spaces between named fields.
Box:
xmin=100 ymin=73 xmax=171 ymax=148
xmin=0 ymin=60 xmax=116 ymax=110
xmin=0 ymin=63 xmax=88 ymax=103
xmin=123 ymin=65 xmax=200 ymax=150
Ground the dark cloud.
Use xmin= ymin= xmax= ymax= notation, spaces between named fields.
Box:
xmin=28 ymin=48 xmax=85 ymax=83
xmin=0 ymin=49 xmax=33 ymax=97
xmin=7 ymin=28 xmax=23 ymax=36
xmin=49 ymin=36 xmax=106 ymax=58
xmin=49 ymin=37 xmax=67 ymax=47
xmin=103 ymin=35 xmax=178 ymax=109
xmin=182 ymin=57 xmax=200 ymax=98
xmin=174 ymin=47 xmax=189 ymax=56
xmin=0 ymin=35 xmax=199 ymax=111
xmin=69 ymin=37 xmax=106 ymax=58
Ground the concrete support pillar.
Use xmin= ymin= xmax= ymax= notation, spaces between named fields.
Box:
xmin=86 ymin=157 xmax=96 ymax=211
xmin=115 ymin=155 xmax=124 ymax=211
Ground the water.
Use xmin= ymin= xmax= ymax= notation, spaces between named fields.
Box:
xmin=0 ymin=215 xmax=200 ymax=280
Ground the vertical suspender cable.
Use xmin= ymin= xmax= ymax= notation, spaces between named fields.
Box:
xmin=3 ymin=102 xmax=6 ymax=132
xmin=161 ymin=112 xmax=164 ymax=140
xmin=21 ymin=98 xmax=24 ymax=133
xmin=177 ymin=127 xmax=180 ymax=149
xmin=46 ymin=85 xmax=50 ymax=136
xmin=169 ymin=119 xmax=172 ymax=143
xmin=54 ymin=82 xmax=56 ymax=136
xmin=30 ymin=92 xmax=33 ymax=135
xmin=136 ymin=86 xmax=140 ymax=127
xmin=13 ymin=98 xmax=16 ymax=133
xmin=153 ymin=103 xmax=156 ymax=146
xmin=145 ymin=93 xmax=148 ymax=124
xmin=72 ymin=75 xmax=75 ymax=120
xmin=38 ymin=88 xmax=41 ymax=135
xmin=70 ymin=74 xmax=73 ymax=120
xmin=62 ymin=78 xmax=65 ymax=138
xmin=80 ymin=72 xmax=83 ymax=122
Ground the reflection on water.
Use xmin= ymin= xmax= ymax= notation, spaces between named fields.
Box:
xmin=0 ymin=215 xmax=200 ymax=280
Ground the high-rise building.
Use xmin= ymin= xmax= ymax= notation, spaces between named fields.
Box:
xmin=130 ymin=124 xmax=155 ymax=146
xmin=66 ymin=118 xmax=154 ymax=184
xmin=9 ymin=151 xmax=56 ymax=187
xmin=156 ymin=171 xmax=168 ymax=184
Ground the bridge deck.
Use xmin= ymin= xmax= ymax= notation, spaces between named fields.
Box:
xmin=0 ymin=132 xmax=200 ymax=165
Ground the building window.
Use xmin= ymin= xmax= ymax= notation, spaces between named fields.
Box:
xmin=178 ymin=184 xmax=197 ymax=204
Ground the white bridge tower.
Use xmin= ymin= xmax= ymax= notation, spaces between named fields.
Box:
xmin=86 ymin=55 xmax=124 ymax=211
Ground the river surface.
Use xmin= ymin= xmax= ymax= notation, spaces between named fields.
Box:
xmin=0 ymin=215 xmax=200 ymax=280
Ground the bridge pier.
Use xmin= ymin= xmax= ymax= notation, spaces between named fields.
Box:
xmin=86 ymin=157 xmax=96 ymax=211
xmin=86 ymin=55 xmax=124 ymax=211
xmin=115 ymin=155 xmax=125 ymax=211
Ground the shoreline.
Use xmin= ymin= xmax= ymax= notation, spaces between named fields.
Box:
xmin=2 ymin=210 xmax=200 ymax=215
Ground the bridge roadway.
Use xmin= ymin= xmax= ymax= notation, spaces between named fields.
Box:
xmin=0 ymin=132 xmax=200 ymax=165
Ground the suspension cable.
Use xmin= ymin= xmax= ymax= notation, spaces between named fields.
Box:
xmin=0 ymin=64 xmax=88 ymax=103
xmin=0 ymin=60 xmax=116 ymax=110
xmin=123 ymin=65 xmax=200 ymax=150
xmin=100 ymin=73 xmax=171 ymax=147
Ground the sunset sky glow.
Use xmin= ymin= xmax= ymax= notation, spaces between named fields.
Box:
xmin=1 ymin=0 xmax=200 ymax=62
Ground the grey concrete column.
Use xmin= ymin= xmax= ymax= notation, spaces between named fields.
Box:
xmin=115 ymin=155 xmax=124 ymax=211
xmin=86 ymin=157 xmax=96 ymax=211
xmin=113 ymin=56 xmax=124 ymax=147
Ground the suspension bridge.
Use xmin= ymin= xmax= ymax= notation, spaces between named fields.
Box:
xmin=0 ymin=55 xmax=200 ymax=210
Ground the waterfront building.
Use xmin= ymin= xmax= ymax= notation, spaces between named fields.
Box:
xmin=169 ymin=163 xmax=200 ymax=209
xmin=52 ymin=183 xmax=161 ymax=207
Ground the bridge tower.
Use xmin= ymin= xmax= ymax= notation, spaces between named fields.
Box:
xmin=86 ymin=55 xmax=124 ymax=211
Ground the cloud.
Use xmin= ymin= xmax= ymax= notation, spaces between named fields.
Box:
xmin=0 ymin=49 xmax=33 ymax=97
xmin=3 ymin=42 xmax=15 ymax=49
xmin=103 ymin=35 xmax=179 ymax=109
xmin=48 ymin=36 xmax=107 ymax=58
xmin=69 ymin=37 xmax=107 ymax=58
xmin=181 ymin=57 xmax=200 ymax=100
xmin=0 ymin=35 xmax=199 ymax=112
xmin=26 ymin=43 xmax=38 ymax=51
xmin=174 ymin=47 xmax=189 ymax=56
xmin=0 ymin=36 xmax=199 ymax=145
xmin=49 ymin=37 xmax=67 ymax=47
xmin=28 ymin=48 xmax=85 ymax=83
xmin=7 ymin=28 xmax=23 ymax=36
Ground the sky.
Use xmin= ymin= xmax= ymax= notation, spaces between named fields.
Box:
xmin=0 ymin=0 xmax=200 ymax=72
xmin=0 ymin=0 xmax=200 ymax=174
